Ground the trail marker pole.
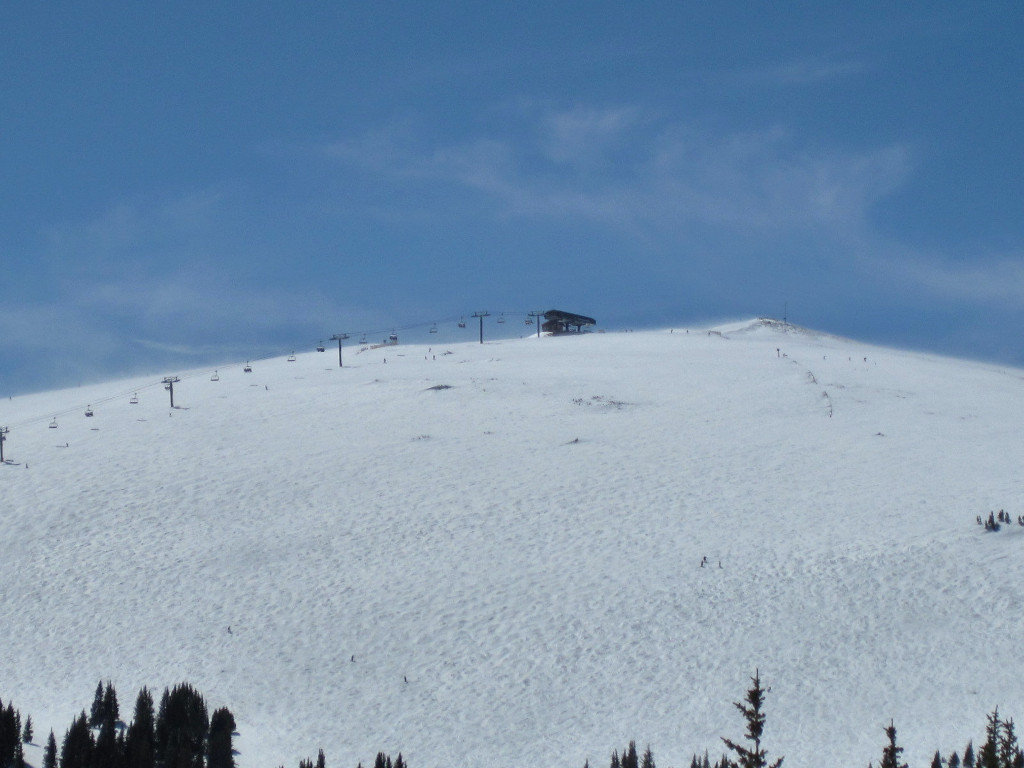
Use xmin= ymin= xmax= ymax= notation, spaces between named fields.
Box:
xmin=330 ymin=333 xmax=350 ymax=367
xmin=528 ymin=311 xmax=544 ymax=338
xmin=0 ymin=427 xmax=7 ymax=463
xmin=472 ymin=311 xmax=490 ymax=344
xmin=163 ymin=377 xmax=180 ymax=408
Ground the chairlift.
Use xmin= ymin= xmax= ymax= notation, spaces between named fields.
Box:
xmin=458 ymin=317 xmax=466 ymax=329
xmin=288 ymin=352 xmax=296 ymax=362
xmin=429 ymin=324 xmax=438 ymax=334
xmin=359 ymin=334 xmax=367 ymax=344
xmin=316 ymin=341 xmax=326 ymax=352
xmin=130 ymin=393 xmax=139 ymax=404
xmin=244 ymin=362 xmax=253 ymax=373
xmin=49 ymin=418 xmax=58 ymax=429
xmin=85 ymin=406 xmax=94 ymax=418
xmin=210 ymin=371 xmax=220 ymax=382
xmin=497 ymin=314 xmax=506 ymax=324
xmin=525 ymin=317 xmax=533 ymax=325
xmin=389 ymin=333 xmax=398 ymax=343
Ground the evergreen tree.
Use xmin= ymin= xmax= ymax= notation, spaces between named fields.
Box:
xmin=103 ymin=681 xmax=121 ymax=726
xmin=722 ymin=670 xmax=784 ymax=768
xmin=933 ymin=751 xmax=944 ymax=768
xmin=981 ymin=710 xmax=1002 ymax=768
xmin=208 ymin=707 xmax=236 ymax=768
xmin=126 ymin=686 xmax=156 ymax=768
xmin=316 ymin=748 xmax=326 ymax=768
xmin=966 ymin=742 xmax=976 ymax=768
xmin=95 ymin=708 xmax=124 ymax=768
xmin=394 ymin=753 xmax=405 ymax=768
xmin=43 ymin=729 xmax=58 ymax=768
xmin=90 ymin=682 xmax=105 ymax=727
xmin=642 ymin=745 xmax=656 ymax=768
xmin=610 ymin=750 xmax=620 ymax=768
xmin=155 ymin=683 xmax=209 ymax=768
xmin=61 ymin=711 xmax=95 ymax=768
xmin=950 ymin=752 xmax=962 ymax=768
xmin=0 ymin=701 xmax=17 ymax=768
xmin=624 ymin=742 xmax=639 ymax=768
xmin=22 ymin=714 xmax=32 ymax=744
xmin=879 ymin=721 xmax=908 ymax=768
xmin=997 ymin=716 xmax=1023 ymax=768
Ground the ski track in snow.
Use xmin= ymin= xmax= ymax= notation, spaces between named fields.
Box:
xmin=3 ymin=320 xmax=1024 ymax=768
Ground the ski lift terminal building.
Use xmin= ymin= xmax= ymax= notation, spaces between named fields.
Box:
xmin=542 ymin=309 xmax=596 ymax=334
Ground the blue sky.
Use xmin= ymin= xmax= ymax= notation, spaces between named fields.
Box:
xmin=3 ymin=2 xmax=1024 ymax=394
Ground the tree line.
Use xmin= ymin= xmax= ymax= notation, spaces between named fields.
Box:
xmin=2 ymin=673 xmax=1022 ymax=768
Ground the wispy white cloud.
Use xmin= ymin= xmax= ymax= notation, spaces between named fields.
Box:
xmin=723 ymin=58 xmax=868 ymax=87
xmin=885 ymin=253 xmax=1024 ymax=304
xmin=324 ymin=107 xmax=910 ymax=238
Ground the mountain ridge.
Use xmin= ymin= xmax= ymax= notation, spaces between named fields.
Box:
xmin=2 ymin=321 xmax=1023 ymax=768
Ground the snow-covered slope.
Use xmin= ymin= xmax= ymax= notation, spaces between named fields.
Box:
xmin=3 ymin=320 xmax=1024 ymax=768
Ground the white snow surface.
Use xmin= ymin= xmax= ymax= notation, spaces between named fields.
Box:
xmin=3 ymin=320 xmax=1024 ymax=768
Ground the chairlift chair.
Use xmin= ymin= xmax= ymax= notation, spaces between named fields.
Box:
xmin=244 ymin=362 xmax=253 ymax=373
xmin=497 ymin=314 xmax=506 ymax=324
xmin=130 ymin=393 xmax=139 ymax=404
xmin=288 ymin=352 xmax=296 ymax=362
xmin=85 ymin=406 xmax=94 ymax=417
xmin=389 ymin=333 xmax=398 ymax=343
xmin=210 ymin=371 xmax=220 ymax=382
xmin=525 ymin=317 xmax=533 ymax=325
xmin=316 ymin=341 xmax=326 ymax=352
xmin=429 ymin=324 xmax=438 ymax=334
xmin=49 ymin=418 xmax=58 ymax=429
xmin=458 ymin=317 xmax=466 ymax=328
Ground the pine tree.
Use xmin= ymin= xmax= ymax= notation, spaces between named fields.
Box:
xmin=642 ymin=745 xmax=656 ymax=768
xmin=998 ymin=716 xmax=1023 ymax=768
xmin=43 ymin=729 xmax=58 ymax=768
xmin=950 ymin=752 xmax=962 ymax=768
xmin=722 ymin=670 xmax=784 ymax=768
xmin=21 ymin=714 xmax=32 ymax=744
xmin=90 ymin=681 xmax=105 ymax=727
xmin=611 ymin=750 xmax=621 ymax=768
xmin=933 ymin=750 xmax=944 ymax=768
xmin=966 ymin=742 xmax=976 ymax=768
xmin=208 ymin=707 xmax=237 ymax=768
xmin=61 ymin=711 xmax=95 ymax=768
xmin=155 ymin=683 xmax=209 ymax=768
xmin=394 ymin=753 xmax=405 ymax=768
xmin=981 ymin=710 xmax=1002 ymax=768
xmin=879 ymin=721 xmax=908 ymax=768
xmin=316 ymin=748 xmax=326 ymax=768
xmin=103 ymin=681 xmax=120 ymax=726
xmin=0 ymin=702 xmax=21 ymax=767
xmin=617 ymin=742 xmax=638 ymax=768
xmin=126 ymin=686 xmax=156 ymax=768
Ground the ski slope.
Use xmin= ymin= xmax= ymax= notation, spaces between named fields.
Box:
xmin=2 ymin=319 xmax=1023 ymax=768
